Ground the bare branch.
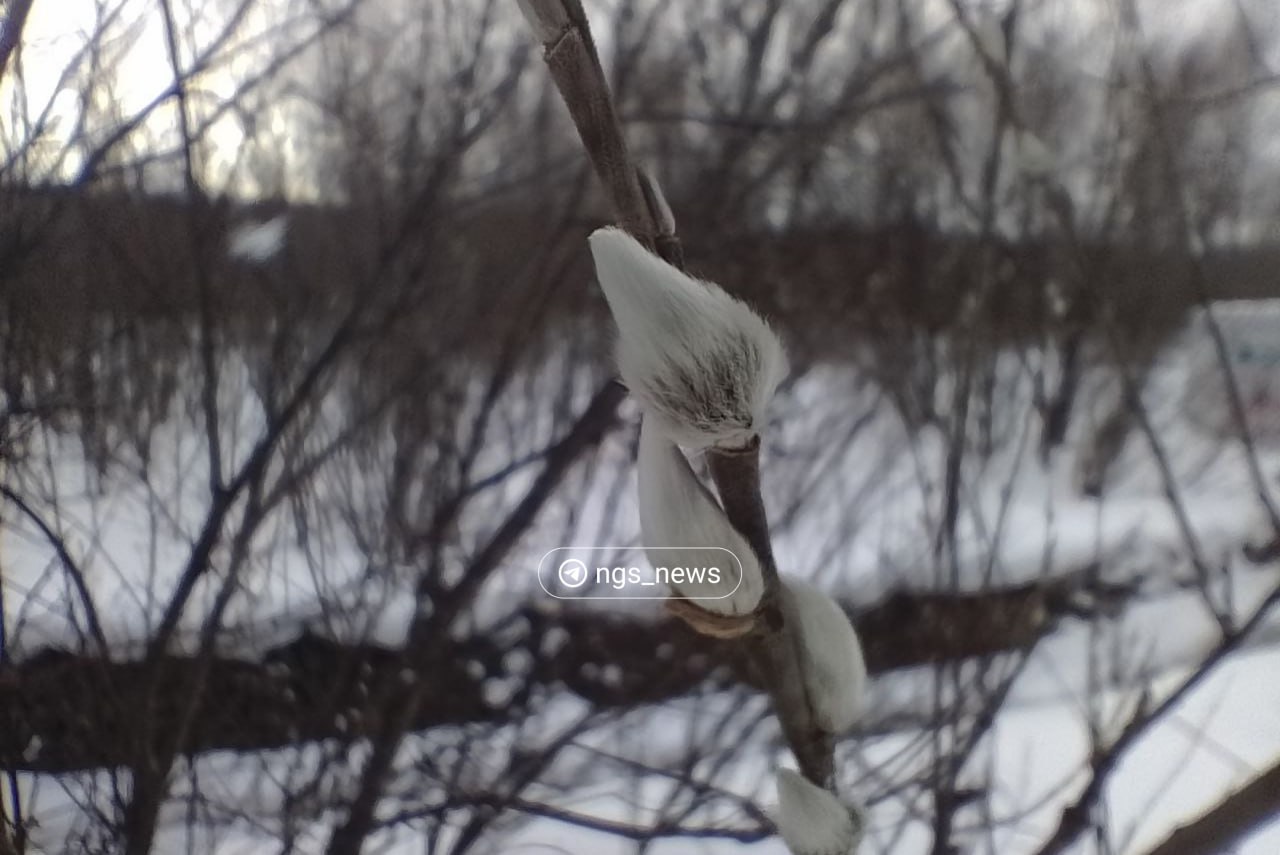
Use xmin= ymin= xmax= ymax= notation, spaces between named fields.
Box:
xmin=0 ymin=579 xmax=1079 ymax=773
xmin=1032 ymin=584 xmax=1280 ymax=855
xmin=0 ymin=0 xmax=35 ymax=85
xmin=520 ymin=0 xmax=660 ymax=244
xmin=1139 ymin=759 xmax=1280 ymax=855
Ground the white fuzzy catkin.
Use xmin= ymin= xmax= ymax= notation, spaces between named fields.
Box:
xmin=588 ymin=227 xmax=787 ymax=450
xmin=775 ymin=769 xmax=864 ymax=855
xmin=780 ymin=576 xmax=867 ymax=734
xmin=637 ymin=416 xmax=763 ymax=615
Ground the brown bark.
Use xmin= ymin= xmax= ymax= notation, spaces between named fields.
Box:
xmin=0 ymin=581 xmax=1068 ymax=773
xmin=1140 ymin=760 xmax=1280 ymax=855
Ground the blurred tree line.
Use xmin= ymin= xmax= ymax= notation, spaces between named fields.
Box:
xmin=1 ymin=0 xmax=1279 ymax=853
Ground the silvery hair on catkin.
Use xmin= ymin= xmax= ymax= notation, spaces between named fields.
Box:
xmin=588 ymin=227 xmax=787 ymax=450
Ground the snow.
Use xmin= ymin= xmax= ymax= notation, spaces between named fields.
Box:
xmin=227 ymin=215 xmax=287 ymax=263
xmin=3 ymin=306 xmax=1280 ymax=853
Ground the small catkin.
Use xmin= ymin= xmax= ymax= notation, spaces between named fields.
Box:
xmin=775 ymin=769 xmax=865 ymax=855
xmin=637 ymin=416 xmax=763 ymax=616
xmin=779 ymin=576 xmax=867 ymax=734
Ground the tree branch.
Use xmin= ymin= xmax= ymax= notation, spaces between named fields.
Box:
xmin=1139 ymin=759 xmax=1280 ymax=855
xmin=1032 ymin=584 xmax=1280 ymax=855
xmin=0 ymin=580 xmax=1077 ymax=773
xmin=0 ymin=0 xmax=35 ymax=86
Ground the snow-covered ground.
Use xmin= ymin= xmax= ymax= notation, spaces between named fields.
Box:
xmin=3 ymin=308 xmax=1280 ymax=853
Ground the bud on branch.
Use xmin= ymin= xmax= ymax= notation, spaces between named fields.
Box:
xmin=780 ymin=576 xmax=868 ymax=734
xmin=775 ymin=768 xmax=866 ymax=855
xmin=589 ymin=227 xmax=787 ymax=450
xmin=637 ymin=417 xmax=763 ymax=617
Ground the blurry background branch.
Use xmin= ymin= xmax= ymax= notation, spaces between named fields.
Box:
xmin=0 ymin=571 xmax=1123 ymax=774
xmin=3 ymin=0 xmax=1280 ymax=852
xmin=1139 ymin=757 xmax=1280 ymax=855
xmin=1032 ymin=585 xmax=1280 ymax=855
xmin=0 ymin=0 xmax=35 ymax=86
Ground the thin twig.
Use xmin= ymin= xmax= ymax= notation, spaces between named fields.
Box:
xmin=1138 ymin=758 xmax=1280 ymax=855
xmin=1032 ymin=584 xmax=1280 ymax=855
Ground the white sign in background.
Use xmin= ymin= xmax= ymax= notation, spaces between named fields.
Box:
xmin=1182 ymin=300 xmax=1280 ymax=442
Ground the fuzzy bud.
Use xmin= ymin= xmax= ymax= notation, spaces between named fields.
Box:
xmin=637 ymin=416 xmax=763 ymax=615
xmin=780 ymin=576 xmax=867 ymax=734
xmin=588 ymin=227 xmax=787 ymax=450
xmin=775 ymin=769 xmax=865 ymax=855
